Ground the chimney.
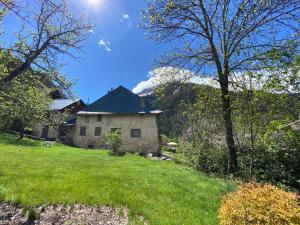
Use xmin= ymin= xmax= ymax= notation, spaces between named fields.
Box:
xmin=140 ymin=97 xmax=146 ymax=110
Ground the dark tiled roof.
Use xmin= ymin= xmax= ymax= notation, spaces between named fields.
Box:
xmin=79 ymin=86 xmax=158 ymax=114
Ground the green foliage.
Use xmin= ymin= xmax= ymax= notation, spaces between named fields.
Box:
xmin=0 ymin=133 xmax=234 ymax=225
xmin=157 ymin=72 xmax=300 ymax=189
xmin=142 ymin=0 xmax=300 ymax=174
xmin=176 ymin=85 xmax=230 ymax=174
xmin=0 ymin=51 xmax=52 ymax=131
xmin=231 ymin=61 xmax=300 ymax=189
xmin=181 ymin=141 xmax=228 ymax=174
xmin=160 ymin=134 xmax=171 ymax=144
xmin=105 ymin=130 xmax=123 ymax=154
xmin=254 ymin=129 xmax=300 ymax=190
xmin=154 ymin=82 xmax=199 ymax=137
xmin=264 ymin=46 xmax=300 ymax=95
xmin=0 ymin=1 xmax=83 ymax=134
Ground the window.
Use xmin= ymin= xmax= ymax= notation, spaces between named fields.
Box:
xmin=94 ymin=127 xmax=101 ymax=136
xmin=79 ymin=126 xmax=86 ymax=136
xmin=97 ymin=115 xmax=102 ymax=122
xmin=111 ymin=128 xmax=121 ymax=133
xmin=131 ymin=129 xmax=141 ymax=138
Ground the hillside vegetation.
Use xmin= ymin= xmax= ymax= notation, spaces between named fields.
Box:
xmin=0 ymin=134 xmax=234 ymax=225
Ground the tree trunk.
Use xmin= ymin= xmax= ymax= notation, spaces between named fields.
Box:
xmin=1 ymin=40 xmax=49 ymax=83
xmin=19 ymin=121 xmax=25 ymax=139
xmin=219 ymin=72 xmax=238 ymax=174
xmin=1 ymin=60 xmax=30 ymax=83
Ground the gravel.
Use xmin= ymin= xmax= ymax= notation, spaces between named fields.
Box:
xmin=0 ymin=202 xmax=129 ymax=225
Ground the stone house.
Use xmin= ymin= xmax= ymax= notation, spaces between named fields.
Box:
xmin=33 ymin=86 xmax=161 ymax=153
xmin=33 ymin=99 xmax=86 ymax=140
xmin=69 ymin=86 xmax=161 ymax=153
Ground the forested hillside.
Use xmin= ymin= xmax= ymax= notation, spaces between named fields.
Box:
xmin=143 ymin=82 xmax=300 ymax=190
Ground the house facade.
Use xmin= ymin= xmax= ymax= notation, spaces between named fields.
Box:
xmin=71 ymin=114 xmax=159 ymax=152
xmin=34 ymin=86 xmax=161 ymax=153
xmin=68 ymin=86 xmax=161 ymax=153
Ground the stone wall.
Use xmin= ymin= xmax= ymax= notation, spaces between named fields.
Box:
xmin=71 ymin=114 xmax=159 ymax=153
xmin=32 ymin=124 xmax=59 ymax=140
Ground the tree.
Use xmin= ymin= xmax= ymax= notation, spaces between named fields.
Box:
xmin=106 ymin=130 xmax=123 ymax=155
xmin=141 ymin=0 xmax=300 ymax=173
xmin=0 ymin=0 xmax=92 ymax=84
xmin=0 ymin=51 xmax=52 ymax=134
xmin=0 ymin=0 xmax=90 ymax=136
xmin=180 ymin=85 xmax=229 ymax=174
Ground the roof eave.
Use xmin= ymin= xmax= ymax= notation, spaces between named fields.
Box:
xmin=77 ymin=111 xmax=162 ymax=115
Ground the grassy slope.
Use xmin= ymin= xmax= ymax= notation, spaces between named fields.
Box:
xmin=0 ymin=134 xmax=234 ymax=225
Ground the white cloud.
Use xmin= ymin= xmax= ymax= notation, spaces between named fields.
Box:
xmin=120 ymin=14 xmax=133 ymax=28
xmin=132 ymin=67 xmax=219 ymax=94
xmin=132 ymin=76 xmax=158 ymax=94
xmin=98 ymin=39 xmax=106 ymax=46
xmin=98 ymin=39 xmax=111 ymax=52
xmin=132 ymin=67 xmax=269 ymax=95
xmin=104 ymin=46 xmax=111 ymax=52
xmin=122 ymin=14 xmax=129 ymax=20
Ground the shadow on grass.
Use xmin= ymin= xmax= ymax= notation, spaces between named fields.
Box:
xmin=107 ymin=151 xmax=126 ymax=157
xmin=0 ymin=133 xmax=41 ymax=147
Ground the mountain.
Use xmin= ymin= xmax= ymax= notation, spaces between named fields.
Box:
xmin=140 ymin=82 xmax=212 ymax=137
xmin=136 ymin=87 xmax=155 ymax=97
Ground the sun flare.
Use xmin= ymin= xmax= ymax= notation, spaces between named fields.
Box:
xmin=87 ymin=0 xmax=102 ymax=7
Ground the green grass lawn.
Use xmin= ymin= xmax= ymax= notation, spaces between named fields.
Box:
xmin=0 ymin=133 xmax=234 ymax=224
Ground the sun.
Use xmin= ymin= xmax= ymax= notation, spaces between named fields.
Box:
xmin=88 ymin=0 xmax=102 ymax=6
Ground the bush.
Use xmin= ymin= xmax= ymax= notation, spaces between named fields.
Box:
xmin=181 ymin=141 xmax=228 ymax=174
xmin=258 ymin=130 xmax=300 ymax=190
xmin=105 ymin=130 xmax=123 ymax=155
xmin=219 ymin=182 xmax=300 ymax=225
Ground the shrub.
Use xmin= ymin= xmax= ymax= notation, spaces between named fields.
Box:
xmin=105 ymin=130 xmax=123 ymax=155
xmin=258 ymin=130 xmax=300 ymax=190
xmin=219 ymin=182 xmax=300 ymax=225
xmin=181 ymin=141 xmax=228 ymax=174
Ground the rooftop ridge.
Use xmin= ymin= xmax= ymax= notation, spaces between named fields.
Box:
xmin=79 ymin=86 xmax=159 ymax=114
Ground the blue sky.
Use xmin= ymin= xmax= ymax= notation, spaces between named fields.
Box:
xmin=2 ymin=0 xmax=164 ymax=102
xmin=64 ymin=0 xmax=164 ymax=102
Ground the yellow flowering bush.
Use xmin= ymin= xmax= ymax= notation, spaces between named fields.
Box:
xmin=219 ymin=182 xmax=300 ymax=225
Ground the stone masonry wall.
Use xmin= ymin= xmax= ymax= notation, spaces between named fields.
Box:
xmin=32 ymin=124 xmax=59 ymax=140
xmin=71 ymin=114 xmax=159 ymax=153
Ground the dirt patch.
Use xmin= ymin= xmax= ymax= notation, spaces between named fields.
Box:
xmin=0 ymin=202 xmax=128 ymax=225
xmin=0 ymin=202 xmax=26 ymax=225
